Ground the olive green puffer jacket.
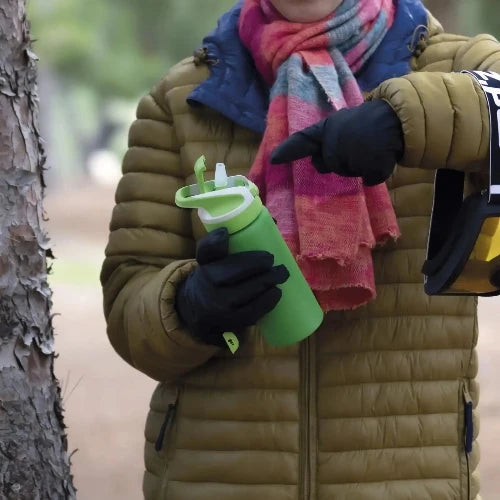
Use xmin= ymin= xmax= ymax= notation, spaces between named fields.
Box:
xmin=101 ymin=12 xmax=497 ymax=500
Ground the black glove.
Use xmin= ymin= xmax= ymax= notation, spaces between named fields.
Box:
xmin=175 ymin=227 xmax=289 ymax=347
xmin=271 ymin=100 xmax=404 ymax=186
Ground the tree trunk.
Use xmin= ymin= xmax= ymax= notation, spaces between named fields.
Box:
xmin=0 ymin=1 xmax=76 ymax=499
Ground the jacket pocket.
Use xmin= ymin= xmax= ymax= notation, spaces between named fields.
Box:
xmin=155 ymin=388 xmax=181 ymax=500
xmin=460 ymin=382 xmax=474 ymax=500
xmin=155 ymin=403 xmax=177 ymax=453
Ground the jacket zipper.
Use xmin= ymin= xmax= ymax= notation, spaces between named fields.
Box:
xmin=299 ymin=338 xmax=310 ymax=500
xmin=300 ymin=335 xmax=317 ymax=500
xmin=155 ymin=403 xmax=177 ymax=452
xmin=157 ymin=389 xmax=181 ymax=500
xmin=462 ymin=384 xmax=473 ymax=500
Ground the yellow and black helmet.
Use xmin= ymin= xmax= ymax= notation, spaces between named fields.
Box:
xmin=423 ymin=70 xmax=500 ymax=296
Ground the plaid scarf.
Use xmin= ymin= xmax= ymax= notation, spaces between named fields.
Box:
xmin=239 ymin=0 xmax=400 ymax=311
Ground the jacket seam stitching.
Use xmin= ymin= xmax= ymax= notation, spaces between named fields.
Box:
xmin=322 ymin=379 xmax=466 ymax=388
xmin=319 ymin=444 xmax=460 ymax=454
xmin=146 ymin=417 xmax=299 ymax=425
xmin=166 ymin=479 xmax=298 ymax=486
xmin=320 ymin=347 xmax=476 ymax=354
xmin=318 ymin=411 xmax=458 ymax=420
xmin=328 ymin=313 xmax=475 ymax=320
xmin=406 ymin=77 xmax=428 ymax=168
xmin=175 ymin=447 xmax=300 ymax=454
xmin=319 ymin=477 xmax=460 ymax=486
xmin=150 ymin=93 xmax=173 ymax=124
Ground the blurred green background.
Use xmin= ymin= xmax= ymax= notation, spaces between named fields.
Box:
xmin=27 ymin=0 xmax=500 ymax=191
xmin=29 ymin=0 xmax=234 ymax=190
xmin=26 ymin=1 xmax=500 ymax=498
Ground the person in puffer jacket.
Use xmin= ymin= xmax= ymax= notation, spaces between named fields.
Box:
xmin=100 ymin=0 xmax=497 ymax=498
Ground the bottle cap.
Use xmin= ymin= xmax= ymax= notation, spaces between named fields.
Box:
xmin=175 ymin=156 xmax=262 ymax=234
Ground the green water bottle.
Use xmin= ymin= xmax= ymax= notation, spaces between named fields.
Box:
xmin=175 ymin=156 xmax=324 ymax=347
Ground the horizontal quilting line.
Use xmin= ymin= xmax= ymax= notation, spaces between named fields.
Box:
xmin=319 ymin=443 xmax=458 ymax=454
xmin=114 ymin=207 xmax=182 ymax=218
xmin=183 ymin=386 xmax=298 ymax=392
xmin=168 ymin=479 xmax=298 ymax=486
xmin=132 ymin=117 xmax=173 ymax=126
xmin=122 ymin=161 xmax=182 ymax=172
xmin=126 ymin=145 xmax=179 ymax=155
xmin=118 ymin=187 xmax=181 ymax=197
xmin=108 ymin=239 xmax=191 ymax=250
xmin=173 ymin=107 xmax=259 ymax=119
xmin=121 ymin=169 xmax=183 ymax=180
xmin=145 ymin=436 xmax=166 ymax=447
xmin=319 ymin=477 xmax=459 ymax=486
xmin=327 ymin=313 xmax=474 ymax=321
xmin=145 ymin=434 xmax=299 ymax=450
xmin=117 ymin=199 xmax=179 ymax=208
xmin=109 ymin=227 xmax=191 ymax=238
xmin=142 ymin=94 xmax=167 ymax=116
xmin=173 ymin=110 xmax=222 ymax=118
xmin=181 ymin=139 xmax=258 ymax=146
xmin=213 ymin=354 xmax=299 ymax=360
xmin=113 ymin=214 xmax=182 ymax=225
xmin=121 ymin=169 xmax=178 ymax=177
xmin=182 ymin=385 xmax=299 ymax=392
xmin=107 ymin=249 xmax=191 ymax=259
xmin=147 ymin=408 xmax=177 ymax=417
xmin=171 ymin=109 xmax=224 ymax=119
xmin=167 ymin=83 xmax=197 ymax=94
xmin=104 ymin=257 xmax=176 ymax=268
xmin=319 ymin=411 xmax=457 ymax=421
xmin=374 ymin=251 xmax=426 ymax=257
xmin=126 ymin=144 xmax=181 ymax=155
xmin=144 ymin=463 xmax=163 ymax=477
xmin=318 ymin=411 xmax=458 ymax=421
xmin=319 ymin=347 xmax=473 ymax=356
xmin=143 ymin=470 xmax=161 ymax=481
xmin=113 ymin=213 xmax=183 ymax=224
xmin=176 ymin=446 xmax=299 ymax=454
xmin=130 ymin=141 xmax=177 ymax=154
xmin=391 ymin=181 xmax=435 ymax=187
xmin=319 ymin=379 xmax=461 ymax=389
xmin=177 ymin=416 xmax=299 ymax=424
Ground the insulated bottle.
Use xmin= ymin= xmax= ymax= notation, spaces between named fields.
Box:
xmin=175 ymin=156 xmax=324 ymax=347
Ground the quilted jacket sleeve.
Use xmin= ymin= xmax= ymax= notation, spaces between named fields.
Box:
xmin=370 ymin=12 xmax=500 ymax=172
xmin=100 ymin=75 xmax=218 ymax=383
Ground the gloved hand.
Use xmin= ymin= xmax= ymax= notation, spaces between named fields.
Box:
xmin=175 ymin=227 xmax=290 ymax=347
xmin=271 ymin=100 xmax=404 ymax=186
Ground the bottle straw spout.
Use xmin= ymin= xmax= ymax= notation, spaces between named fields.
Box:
xmin=215 ymin=163 xmax=228 ymax=189
xmin=194 ymin=156 xmax=208 ymax=194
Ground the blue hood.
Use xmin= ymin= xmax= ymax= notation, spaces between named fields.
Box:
xmin=188 ymin=0 xmax=428 ymax=134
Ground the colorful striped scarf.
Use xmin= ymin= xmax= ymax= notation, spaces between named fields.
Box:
xmin=239 ymin=0 xmax=400 ymax=312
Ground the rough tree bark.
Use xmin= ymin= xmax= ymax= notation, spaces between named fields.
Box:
xmin=0 ymin=1 xmax=76 ymax=499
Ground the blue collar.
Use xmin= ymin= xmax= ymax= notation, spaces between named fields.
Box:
xmin=188 ymin=0 xmax=427 ymax=134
